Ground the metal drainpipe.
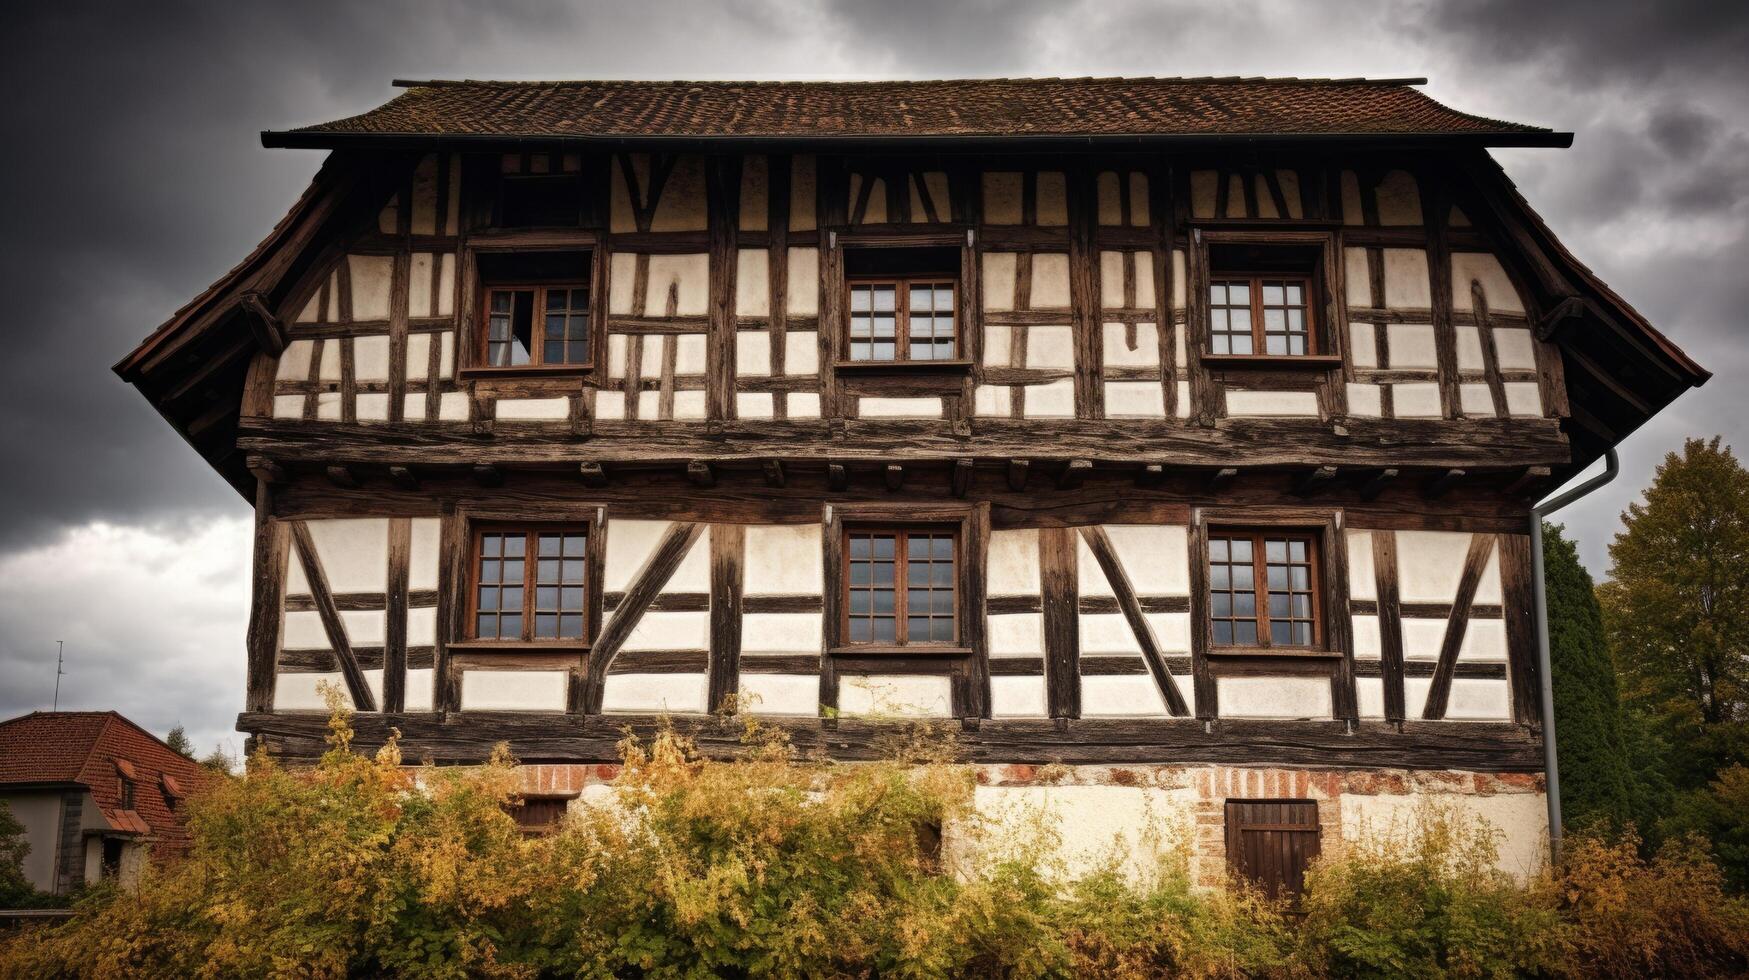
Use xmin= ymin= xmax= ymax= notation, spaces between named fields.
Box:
xmin=1530 ymin=447 xmax=1619 ymax=865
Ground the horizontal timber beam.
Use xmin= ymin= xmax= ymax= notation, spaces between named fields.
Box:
xmin=239 ymin=417 xmax=1571 ymax=472
xmin=238 ymin=711 xmax=1544 ymax=771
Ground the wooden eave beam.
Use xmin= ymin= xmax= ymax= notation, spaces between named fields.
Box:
xmin=1057 ymin=458 xmax=1092 ymax=491
xmin=687 ymin=460 xmax=716 ymax=488
xmin=324 ymin=465 xmax=359 ymax=489
xmin=951 ymin=458 xmax=974 ymax=498
xmin=883 ymin=463 xmax=905 ymax=492
xmin=762 ymin=459 xmax=785 ymax=489
xmin=239 ymin=292 xmax=287 ymax=356
xmin=1291 ymin=466 xmax=1339 ymax=498
xmin=579 ymin=462 xmax=609 ymax=488
xmin=1421 ymin=468 xmax=1465 ymax=500
xmin=1006 ymin=459 xmax=1030 ymax=492
xmin=1359 ymin=468 xmax=1399 ymax=501
xmin=387 ymin=466 xmax=419 ymax=490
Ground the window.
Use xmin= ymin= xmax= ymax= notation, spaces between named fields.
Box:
xmin=1207 ymin=531 xmax=1321 ymax=649
xmin=474 ymin=250 xmax=594 ymax=370
xmin=1209 ymin=278 xmax=1314 ymax=356
xmin=471 ymin=528 xmax=588 ymax=641
xmin=848 ymin=279 xmax=957 ymax=361
xmin=484 ymin=285 xmax=590 ymax=367
xmin=1203 ymin=241 xmax=1326 ymax=358
xmin=118 ymin=776 xmax=135 ymax=810
xmin=844 ymin=527 xmax=958 ymax=646
xmin=1225 ymin=800 xmax=1321 ymax=899
xmin=508 ymin=796 xmax=572 ymax=835
xmin=843 ymin=245 xmax=961 ymax=363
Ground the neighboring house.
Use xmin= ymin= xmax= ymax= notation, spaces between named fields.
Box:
xmin=113 ymin=77 xmax=1705 ymax=892
xmin=0 ymin=712 xmax=209 ymax=894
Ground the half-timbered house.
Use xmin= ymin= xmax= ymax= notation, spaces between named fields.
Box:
xmin=116 ymin=77 xmax=1706 ymax=884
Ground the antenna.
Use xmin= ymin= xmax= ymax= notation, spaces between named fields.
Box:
xmin=52 ymin=640 xmax=65 ymax=711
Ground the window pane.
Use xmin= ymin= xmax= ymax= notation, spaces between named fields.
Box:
xmin=851 ymin=286 xmax=872 ymax=312
xmin=872 ymin=286 xmax=896 ymax=311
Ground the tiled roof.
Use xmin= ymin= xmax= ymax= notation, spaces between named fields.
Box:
xmin=266 ymin=77 xmax=1566 ymax=146
xmin=0 ymin=712 xmax=216 ymax=857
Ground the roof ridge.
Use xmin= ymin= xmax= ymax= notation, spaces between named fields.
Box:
xmin=390 ymin=75 xmax=1431 ymax=89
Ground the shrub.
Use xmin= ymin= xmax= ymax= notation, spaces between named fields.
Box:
xmin=4 ymin=700 xmax=1747 ymax=978
xmin=1553 ymin=831 xmax=1749 ymax=978
xmin=1295 ymin=803 xmax=1563 ymax=978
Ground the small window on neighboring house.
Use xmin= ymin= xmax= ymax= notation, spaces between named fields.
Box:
xmin=1207 ymin=531 xmax=1322 ymax=650
xmin=844 ymin=247 xmax=960 ymax=363
xmin=115 ymin=759 xmax=137 ymax=809
xmin=118 ymin=777 xmax=135 ymax=810
xmin=474 ymin=251 xmax=593 ymax=370
xmin=100 ymin=838 xmax=124 ymax=878
xmin=843 ymin=527 xmax=958 ymax=646
xmin=508 ymin=796 xmax=572 ymax=835
xmin=1205 ymin=243 xmax=1325 ymax=358
xmin=161 ymin=774 xmax=183 ymax=812
xmin=471 ymin=527 xmax=588 ymax=641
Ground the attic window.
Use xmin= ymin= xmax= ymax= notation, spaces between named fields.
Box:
xmin=1203 ymin=242 xmax=1328 ymax=360
xmin=499 ymin=153 xmax=583 ymax=227
xmin=473 ymin=251 xmax=594 ymax=371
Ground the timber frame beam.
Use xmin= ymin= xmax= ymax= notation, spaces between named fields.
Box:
xmin=239 ymin=711 xmax=1545 ymax=770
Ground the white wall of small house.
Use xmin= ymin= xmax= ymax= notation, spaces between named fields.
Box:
xmin=0 ymin=791 xmax=63 ymax=893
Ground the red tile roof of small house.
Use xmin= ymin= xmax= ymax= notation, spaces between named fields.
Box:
xmin=264 ymin=76 xmax=1570 ymax=147
xmin=0 ymin=711 xmax=216 ymax=856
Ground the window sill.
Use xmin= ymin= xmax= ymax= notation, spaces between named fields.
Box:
xmin=829 ymin=645 xmax=973 ymax=657
xmin=832 ymin=359 xmax=973 ymax=374
xmin=1200 ymin=354 xmax=1342 ymax=371
xmin=446 ymin=640 xmax=591 ymax=653
xmin=1204 ymin=647 xmax=1339 ymax=659
xmin=460 ymin=365 xmax=595 ymax=380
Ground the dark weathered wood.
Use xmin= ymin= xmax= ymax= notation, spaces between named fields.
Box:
xmin=1422 ymin=532 xmax=1497 ymax=719
xmin=951 ymin=457 xmax=974 ymax=498
xmin=762 ymin=459 xmax=786 ymax=489
xmin=1006 ymin=458 xmax=1030 ymax=492
xmin=1359 ymin=468 xmax=1398 ymax=502
xmin=1420 ymin=173 xmax=1461 ymax=418
xmin=578 ymin=462 xmax=608 ymax=488
xmin=434 ymin=507 xmax=466 ymax=712
xmin=288 ymin=521 xmax=377 ymax=711
xmin=244 ymin=479 xmax=287 ymax=713
xmin=238 ymin=291 xmax=287 ymax=356
xmin=1039 ymin=526 xmax=1080 ymax=718
xmin=387 ymin=465 xmax=419 ymax=490
xmin=240 ymin=712 xmax=1545 ymax=771
xmin=884 ymin=463 xmax=905 ymax=492
xmin=1058 ymin=458 xmax=1092 ymax=491
xmin=1370 ymin=530 xmax=1408 ymax=725
xmin=1422 ymin=468 xmax=1465 ymax=499
xmin=247 ymin=454 xmax=287 ymax=485
xmin=1503 ymin=466 xmax=1551 ymax=498
xmin=584 ymin=521 xmax=706 ymax=712
xmin=382 ymin=517 xmax=411 ymax=712
xmin=827 ymin=463 xmax=848 ymax=491
xmin=706 ymin=155 xmax=741 ymax=420
xmin=1077 ymin=526 xmax=1189 ymax=715
xmin=237 ymin=415 xmax=1575 ymax=472
xmin=687 ymin=460 xmax=716 ymax=488
xmin=1292 ymin=465 xmax=1338 ymax=498
xmin=1496 ymin=531 xmax=1541 ymax=726
xmin=472 ymin=464 xmax=503 ymax=487
xmin=707 ymin=523 xmax=745 ymax=712
xmin=325 ymin=465 xmax=359 ymax=489
xmin=1187 ymin=514 xmax=1216 ymax=718
xmin=1207 ymin=467 xmax=1238 ymax=492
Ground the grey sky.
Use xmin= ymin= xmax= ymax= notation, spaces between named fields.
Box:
xmin=1 ymin=0 xmax=1743 ymax=757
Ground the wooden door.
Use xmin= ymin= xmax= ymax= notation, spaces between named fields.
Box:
xmin=1224 ymin=799 xmax=1321 ymax=899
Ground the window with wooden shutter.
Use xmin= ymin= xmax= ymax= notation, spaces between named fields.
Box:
xmin=1224 ymin=799 xmax=1321 ymax=899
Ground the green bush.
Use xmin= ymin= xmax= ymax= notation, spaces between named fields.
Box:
xmin=4 ymin=702 xmax=1747 ymax=978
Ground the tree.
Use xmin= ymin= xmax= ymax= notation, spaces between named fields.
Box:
xmin=165 ymin=724 xmax=194 ymax=758
xmin=1544 ymin=522 xmax=1636 ymax=831
xmin=1599 ymin=436 xmax=1749 ymax=789
xmin=0 ymin=801 xmax=31 ymax=909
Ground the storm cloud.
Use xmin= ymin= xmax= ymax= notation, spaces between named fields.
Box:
xmin=1 ymin=0 xmax=1743 ymax=755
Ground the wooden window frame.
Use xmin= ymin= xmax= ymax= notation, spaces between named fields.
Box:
xmin=465 ymin=524 xmax=591 ymax=645
xmin=1205 ymin=528 xmax=1325 ymax=652
xmin=839 ymin=524 xmax=962 ymax=649
xmin=1207 ymin=274 xmax=1318 ymax=357
xmin=508 ymin=794 xmax=576 ymax=836
xmin=843 ymin=276 xmax=961 ymax=364
xmin=1189 ymin=229 xmax=1347 ymax=376
xmin=478 ymin=281 xmax=593 ymax=371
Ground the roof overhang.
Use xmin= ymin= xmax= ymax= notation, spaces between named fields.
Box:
xmin=261 ymin=130 xmax=1575 ymax=152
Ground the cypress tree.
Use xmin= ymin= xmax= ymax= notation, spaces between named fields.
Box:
xmin=1544 ymin=521 xmax=1634 ymax=831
